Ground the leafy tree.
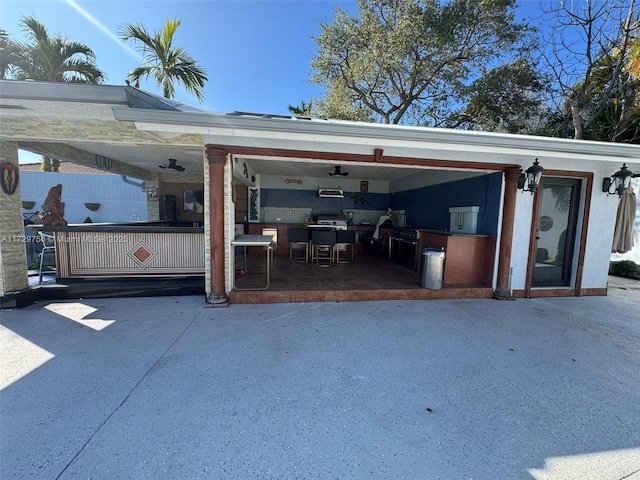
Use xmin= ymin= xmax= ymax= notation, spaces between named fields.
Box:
xmin=40 ymin=157 xmax=61 ymax=172
xmin=8 ymin=16 xmax=105 ymax=83
xmin=119 ymin=19 xmax=208 ymax=103
xmin=630 ymin=37 xmax=640 ymax=78
xmin=451 ymin=59 xmax=551 ymax=134
xmin=288 ymin=101 xmax=314 ymax=117
xmin=309 ymin=0 xmax=541 ymax=127
xmin=539 ymin=0 xmax=638 ymax=141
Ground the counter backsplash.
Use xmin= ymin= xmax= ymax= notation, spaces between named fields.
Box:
xmin=262 ymin=207 xmax=312 ymax=224
xmin=260 ymin=207 xmax=405 ymax=226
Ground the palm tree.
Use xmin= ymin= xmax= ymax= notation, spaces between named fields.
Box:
xmin=119 ymin=19 xmax=207 ymax=103
xmin=288 ymin=101 xmax=314 ymax=117
xmin=11 ymin=16 xmax=105 ymax=83
xmin=0 ymin=29 xmax=20 ymax=79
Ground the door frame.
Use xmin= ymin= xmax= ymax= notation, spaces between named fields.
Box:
xmin=524 ymin=170 xmax=593 ymax=298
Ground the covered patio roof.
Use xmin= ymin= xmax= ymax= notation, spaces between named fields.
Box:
xmin=0 ymin=80 xmax=204 ymax=180
xmin=3 ymin=80 xmax=638 ymax=183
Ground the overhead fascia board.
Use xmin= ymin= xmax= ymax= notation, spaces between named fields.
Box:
xmin=111 ymin=106 xmax=640 ymax=163
xmin=0 ymin=79 xmax=128 ymax=104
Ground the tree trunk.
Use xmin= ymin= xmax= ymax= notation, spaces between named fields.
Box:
xmin=570 ymin=100 xmax=583 ymax=140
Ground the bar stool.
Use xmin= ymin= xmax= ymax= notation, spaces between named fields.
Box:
xmin=311 ymin=229 xmax=336 ymax=267
xmin=37 ymin=231 xmax=56 ymax=284
xmin=334 ymin=229 xmax=356 ymax=263
xmin=288 ymin=228 xmax=310 ymax=262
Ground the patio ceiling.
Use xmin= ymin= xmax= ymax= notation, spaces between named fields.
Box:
xmin=234 ymin=155 xmax=489 ymax=183
xmin=16 ymin=138 xmax=487 ymax=184
xmin=19 ymin=140 xmax=205 ymax=175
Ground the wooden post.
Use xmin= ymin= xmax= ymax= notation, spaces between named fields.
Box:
xmin=494 ymin=167 xmax=522 ymax=300
xmin=205 ymin=146 xmax=229 ymax=306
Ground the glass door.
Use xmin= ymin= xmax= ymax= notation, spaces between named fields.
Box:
xmin=532 ymin=178 xmax=581 ymax=287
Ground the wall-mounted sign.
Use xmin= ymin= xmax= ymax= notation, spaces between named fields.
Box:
xmin=249 ymin=188 xmax=260 ymax=222
xmin=232 ymin=156 xmax=257 ymax=188
xmin=95 ymin=154 xmax=113 ymax=170
xmin=1 ymin=162 xmax=19 ymax=195
xmin=146 ymin=186 xmax=158 ymax=199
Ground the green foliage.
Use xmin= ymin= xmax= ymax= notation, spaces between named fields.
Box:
xmin=7 ymin=16 xmax=105 ymax=83
xmin=555 ymin=229 xmax=567 ymax=266
xmin=536 ymin=248 xmax=549 ymax=262
xmin=609 ymin=260 xmax=639 ymax=277
xmin=539 ymin=1 xmax=639 ymax=143
xmin=40 ymin=157 xmax=60 ymax=172
xmin=453 ymin=59 xmax=551 ymax=133
xmin=630 ymin=38 xmax=640 ymax=79
xmin=309 ymin=0 xmax=542 ymax=126
xmin=119 ymin=19 xmax=208 ymax=103
xmin=288 ymin=101 xmax=313 ymax=117
xmin=0 ymin=29 xmax=20 ymax=79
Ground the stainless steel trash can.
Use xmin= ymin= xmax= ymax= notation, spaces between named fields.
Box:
xmin=421 ymin=248 xmax=445 ymax=289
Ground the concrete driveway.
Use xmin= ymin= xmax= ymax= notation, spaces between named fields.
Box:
xmin=2 ymin=278 xmax=639 ymax=479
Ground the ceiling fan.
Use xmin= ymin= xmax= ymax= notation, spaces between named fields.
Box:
xmin=328 ymin=166 xmax=349 ymax=176
xmin=159 ymin=158 xmax=185 ymax=172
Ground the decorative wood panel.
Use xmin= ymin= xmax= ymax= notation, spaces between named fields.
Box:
xmin=420 ymin=232 xmax=493 ymax=286
xmin=159 ymin=181 xmax=205 ymax=223
xmin=55 ymin=231 xmax=204 ymax=278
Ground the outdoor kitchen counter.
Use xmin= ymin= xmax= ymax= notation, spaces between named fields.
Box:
xmin=418 ymin=228 xmax=491 ymax=237
xmin=34 ymin=222 xmax=204 ymax=279
xmin=248 ymin=224 xmax=376 ymax=255
xmin=419 ymin=230 xmax=496 ymax=287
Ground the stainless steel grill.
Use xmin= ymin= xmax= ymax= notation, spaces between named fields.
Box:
xmin=314 ymin=214 xmax=348 ymax=230
xmin=390 ymin=228 xmax=421 ymax=271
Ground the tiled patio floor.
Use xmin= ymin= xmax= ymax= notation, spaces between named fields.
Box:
xmin=230 ymin=253 xmax=492 ymax=303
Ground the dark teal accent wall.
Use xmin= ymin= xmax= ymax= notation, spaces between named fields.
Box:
xmin=260 ymin=172 xmax=501 ymax=234
xmin=261 ymin=189 xmax=390 ymax=215
xmin=390 ymin=173 xmax=501 ymax=235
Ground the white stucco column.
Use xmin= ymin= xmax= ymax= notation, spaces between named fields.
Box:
xmin=0 ymin=141 xmax=29 ymax=295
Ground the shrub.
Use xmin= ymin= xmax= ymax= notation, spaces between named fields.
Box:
xmin=609 ymin=260 xmax=639 ymax=277
xmin=536 ymin=248 xmax=549 ymax=262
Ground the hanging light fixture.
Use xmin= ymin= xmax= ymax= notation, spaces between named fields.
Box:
xmin=518 ymin=158 xmax=544 ymax=194
xmin=602 ymin=163 xmax=635 ymax=197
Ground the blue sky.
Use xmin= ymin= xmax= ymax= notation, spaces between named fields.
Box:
xmin=2 ymin=0 xmax=546 ymax=162
xmin=1 ymin=0 xmax=362 ymax=113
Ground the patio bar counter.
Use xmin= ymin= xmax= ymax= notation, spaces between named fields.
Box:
xmin=34 ymin=222 xmax=205 ymax=279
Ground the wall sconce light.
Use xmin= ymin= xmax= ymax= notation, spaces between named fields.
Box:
xmin=518 ymin=158 xmax=544 ymax=194
xmin=602 ymin=163 xmax=636 ymax=197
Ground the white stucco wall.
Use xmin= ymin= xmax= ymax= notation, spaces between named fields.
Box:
xmin=509 ymin=188 xmax=535 ymax=292
xmin=509 ymin=158 xmax=624 ymax=292
xmin=21 ymin=171 xmax=147 ymax=224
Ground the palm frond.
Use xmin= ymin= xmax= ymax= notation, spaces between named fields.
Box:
xmin=119 ymin=18 xmax=208 ymax=102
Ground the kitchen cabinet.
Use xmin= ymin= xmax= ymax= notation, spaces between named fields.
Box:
xmin=420 ymin=231 xmax=496 ymax=287
xmin=248 ymin=224 xmax=290 ymax=254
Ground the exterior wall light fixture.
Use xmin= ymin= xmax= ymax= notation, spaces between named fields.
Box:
xmin=602 ymin=163 xmax=637 ymax=197
xmin=518 ymin=158 xmax=544 ymax=194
